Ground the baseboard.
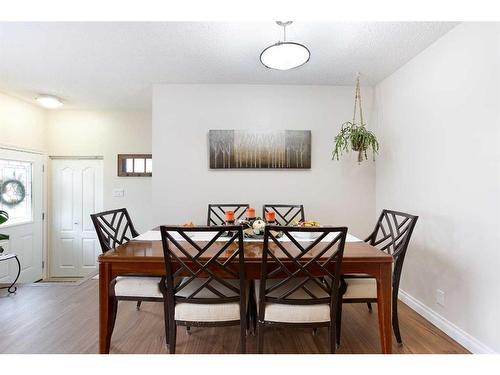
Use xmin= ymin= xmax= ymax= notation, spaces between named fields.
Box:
xmin=398 ymin=289 xmax=496 ymax=354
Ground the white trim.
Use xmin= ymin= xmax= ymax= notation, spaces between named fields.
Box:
xmin=0 ymin=143 xmax=45 ymax=155
xmin=41 ymin=153 xmax=48 ymax=280
xmin=0 ymin=219 xmax=35 ymax=229
xmin=398 ymin=289 xmax=497 ymax=354
xmin=49 ymin=155 xmax=103 ymax=160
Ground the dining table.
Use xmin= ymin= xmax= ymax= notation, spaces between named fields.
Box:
xmin=98 ymin=229 xmax=393 ymax=354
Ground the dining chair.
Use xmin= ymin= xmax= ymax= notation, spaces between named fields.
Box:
xmin=91 ymin=208 xmax=164 ymax=347
xmin=255 ymin=225 xmax=347 ymax=353
xmin=159 ymin=225 xmax=247 ymax=354
xmin=207 ymin=204 xmax=249 ymax=225
xmin=262 ymin=204 xmax=305 ymax=225
xmin=337 ymin=209 xmax=418 ymax=346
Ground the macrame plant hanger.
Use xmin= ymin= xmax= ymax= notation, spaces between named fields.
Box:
xmin=352 ymin=72 xmax=365 ymax=128
xmin=351 ymin=73 xmax=367 ymax=163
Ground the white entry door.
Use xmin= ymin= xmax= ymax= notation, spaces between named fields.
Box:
xmin=0 ymin=148 xmax=44 ymax=283
xmin=50 ymin=159 xmax=103 ymax=277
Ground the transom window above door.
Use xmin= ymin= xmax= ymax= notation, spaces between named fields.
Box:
xmin=0 ymin=159 xmax=33 ymax=225
xmin=117 ymin=154 xmax=152 ymax=177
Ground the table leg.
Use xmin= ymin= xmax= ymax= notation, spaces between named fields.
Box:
xmin=376 ymin=262 xmax=393 ymax=354
xmin=8 ymin=256 xmax=21 ymax=294
xmin=99 ymin=262 xmax=111 ymax=354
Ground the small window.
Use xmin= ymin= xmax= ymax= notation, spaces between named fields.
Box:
xmin=117 ymin=154 xmax=152 ymax=177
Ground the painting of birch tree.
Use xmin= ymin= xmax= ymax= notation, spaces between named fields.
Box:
xmin=209 ymin=130 xmax=311 ymax=169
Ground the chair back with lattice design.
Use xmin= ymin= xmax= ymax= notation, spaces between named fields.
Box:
xmin=259 ymin=226 xmax=347 ymax=322
xmin=90 ymin=208 xmax=139 ymax=253
xmin=160 ymin=225 xmax=245 ymax=309
xmin=262 ymin=204 xmax=305 ymax=225
xmin=207 ymin=204 xmax=250 ymax=226
xmin=365 ymin=209 xmax=418 ymax=277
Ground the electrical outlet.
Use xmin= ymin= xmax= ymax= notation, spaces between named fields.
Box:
xmin=112 ymin=188 xmax=125 ymax=197
xmin=436 ymin=289 xmax=445 ymax=307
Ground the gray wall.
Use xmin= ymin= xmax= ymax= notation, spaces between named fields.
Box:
xmin=374 ymin=22 xmax=500 ymax=353
xmin=152 ymin=84 xmax=376 ymax=237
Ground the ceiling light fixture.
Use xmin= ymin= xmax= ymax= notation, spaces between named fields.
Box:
xmin=36 ymin=94 xmax=64 ymax=109
xmin=260 ymin=21 xmax=310 ymax=71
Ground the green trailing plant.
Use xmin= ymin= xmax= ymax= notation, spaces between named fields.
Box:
xmin=332 ymin=74 xmax=379 ymax=163
xmin=0 ymin=210 xmax=8 ymax=254
xmin=333 ymin=121 xmax=379 ymax=163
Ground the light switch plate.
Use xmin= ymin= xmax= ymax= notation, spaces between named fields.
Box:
xmin=112 ymin=188 xmax=125 ymax=197
xmin=436 ymin=289 xmax=445 ymax=307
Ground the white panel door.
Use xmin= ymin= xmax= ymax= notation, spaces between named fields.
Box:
xmin=0 ymin=148 xmax=44 ymax=283
xmin=50 ymin=159 xmax=103 ymax=277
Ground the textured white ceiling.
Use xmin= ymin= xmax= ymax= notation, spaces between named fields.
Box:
xmin=0 ymin=22 xmax=458 ymax=109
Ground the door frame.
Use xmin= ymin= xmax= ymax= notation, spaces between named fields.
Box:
xmin=0 ymin=143 xmax=48 ymax=281
xmin=48 ymin=155 xmax=103 ymax=278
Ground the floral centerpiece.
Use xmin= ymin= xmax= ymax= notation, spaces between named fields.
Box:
xmin=239 ymin=217 xmax=267 ymax=237
xmin=225 ymin=208 xmax=282 ymax=238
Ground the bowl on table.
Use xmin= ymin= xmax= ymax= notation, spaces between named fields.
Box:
xmin=291 ymin=231 xmax=321 ymax=240
xmin=291 ymin=221 xmax=322 ymax=240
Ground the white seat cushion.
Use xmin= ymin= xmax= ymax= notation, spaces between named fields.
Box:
xmin=255 ymin=278 xmax=331 ymax=323
xmin=114 ymin=276 xmax=163 ymax=298
xmin=174 ymin=278 xmax=246 ymax=322
xmin=343 ymin=277 xmax=377 ymax=299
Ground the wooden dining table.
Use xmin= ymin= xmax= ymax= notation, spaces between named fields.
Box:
xmin=98 ymin=230 xmax=393 ymax=354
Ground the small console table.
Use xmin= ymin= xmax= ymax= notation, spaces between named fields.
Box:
xmin=0 ymin=253 xmax=21 ymax=294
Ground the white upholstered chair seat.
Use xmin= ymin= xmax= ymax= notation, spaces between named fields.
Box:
xmin=174 ymin=278 xmax=247 ymax=322
xmin=255 ymin=278 xmax=332 ymax=323
xmin=343 ymin=277 xmax=378 ymax=299
xmin=114 ymin=276 xmax=163 ymax=298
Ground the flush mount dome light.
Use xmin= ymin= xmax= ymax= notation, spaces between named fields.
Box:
xmin=260 ymin=21 xmax=310 ymax=71
xmin=36 ymin=94 xmax=64 ymax=109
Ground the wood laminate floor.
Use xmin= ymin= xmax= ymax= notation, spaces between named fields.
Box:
xmin=0 ymin=279 xmax=468 ymax=354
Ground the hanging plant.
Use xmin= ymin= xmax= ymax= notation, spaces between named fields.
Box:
xmin=332 ymin=74 xmax=379 ymax=163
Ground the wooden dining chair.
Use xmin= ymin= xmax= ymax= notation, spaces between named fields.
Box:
xmin=159 ymin=225 xmax=247 ymax=354
xmin=207 ymin=204 xmax=249 ymax=225
xmin=262 ymin=204 xmax=305 ymax=225
xmin=92 ymin=208 xmax=139 ymax=252
xmin=91 ymin=208 xmax=164 ymax=348
xmin=337 ymin=209 xmax=418 ymax=346
xmin=255 ymin=225 xmax=347 ymax=353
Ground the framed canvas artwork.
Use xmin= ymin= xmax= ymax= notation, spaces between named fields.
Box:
xmin=209 ymin=129 xmax=311 ymax=169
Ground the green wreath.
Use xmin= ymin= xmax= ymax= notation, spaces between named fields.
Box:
xmin=0 ymin=179 xmax=26 ymax=206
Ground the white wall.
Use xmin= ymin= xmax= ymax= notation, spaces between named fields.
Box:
xmin=152 ymin=84 xmax=375 ymax=236
xmin=0 ymin=92 xmax=47 ymax=151
xmin=47 ymin=110 xmax=153 ymax=232
xmin=374 ymin=22 xmax=500 ymax=353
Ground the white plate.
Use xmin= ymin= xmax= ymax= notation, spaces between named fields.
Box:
xmin=291 ymin=231 xmax=321 ymax=240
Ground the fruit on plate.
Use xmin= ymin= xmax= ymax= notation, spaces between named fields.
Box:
xmin=295 ymin=220 xmax=321 ymax=227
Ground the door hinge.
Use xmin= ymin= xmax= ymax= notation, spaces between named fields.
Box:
xmin=42 ymin=261 xmax=45 ymax=269
xmin=42 ymin=164 xmax=45 ymax=172
xmin=42 ymin=212 xmax=45 ymax=220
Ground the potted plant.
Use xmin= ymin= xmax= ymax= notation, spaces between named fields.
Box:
xmin=332 ymin=75 xmax=379 ymax=163
xmin=0 ymin=210 xmax=8 ymax=254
